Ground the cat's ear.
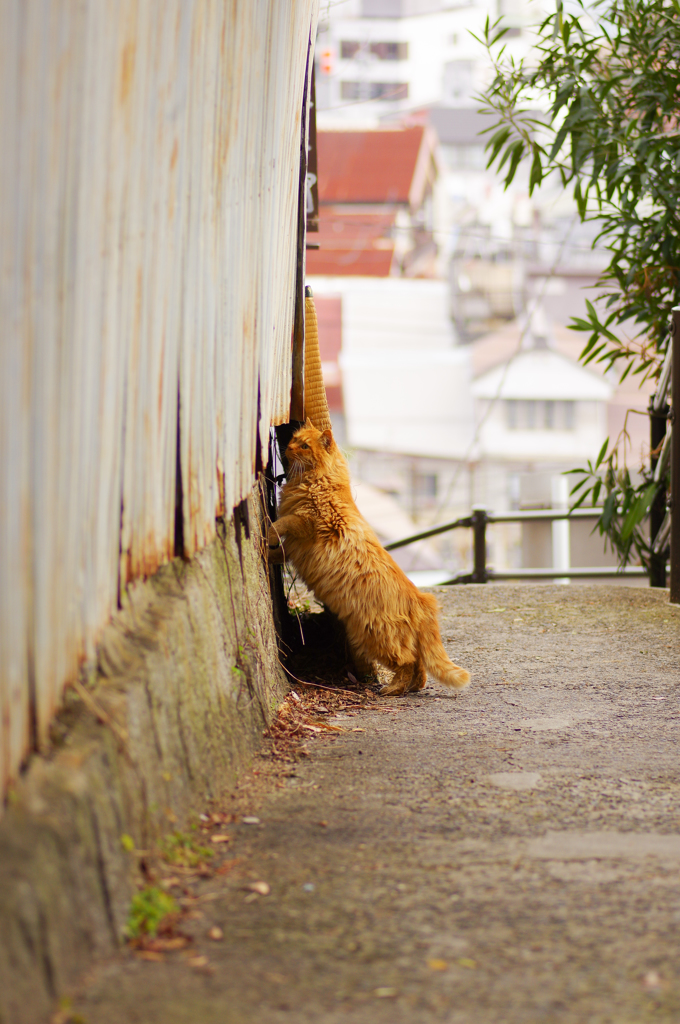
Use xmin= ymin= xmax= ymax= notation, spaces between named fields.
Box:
xmin=304 ymin=416 xmax=313 ymax=428
xmin=320 ymin=429 xmax=333 ymax=449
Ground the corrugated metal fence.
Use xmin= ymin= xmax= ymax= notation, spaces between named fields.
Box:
xmin=0 ymin=0 xmax=318 ymax=800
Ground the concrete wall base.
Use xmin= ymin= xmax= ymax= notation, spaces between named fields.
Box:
xmin=0 ymin=495 xmax=285 ymax=1024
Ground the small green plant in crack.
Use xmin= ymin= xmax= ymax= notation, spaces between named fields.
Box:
xmin=53 ymin=996 xmax=88 ymax=1024
xmin=126 ymin=886 xmax=178 ymax=938
xmin=160 ymin=831 xmax=214 ymax=868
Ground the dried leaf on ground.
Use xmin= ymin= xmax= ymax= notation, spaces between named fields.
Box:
xmin=144 ymin=936 xmax=190 ymax=952
xmin=244 ymin=881 xmax=270 ymax=895
xmin=188 ymin=955 xmax=209 ymax=968
xmin=215 ymin=859 xmax=240 ymax=876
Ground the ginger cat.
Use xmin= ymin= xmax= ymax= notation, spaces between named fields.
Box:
xmin=268 ymin=421 xmax=470 ymax=697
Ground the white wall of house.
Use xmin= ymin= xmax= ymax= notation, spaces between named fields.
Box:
xmin=308 ymin=276 xmax=474 ymax=458
xmin=341 ymin=347 xmax=474 ymax=456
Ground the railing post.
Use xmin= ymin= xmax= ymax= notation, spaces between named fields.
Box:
xmin=471 ymin=506 xmax=488 ymax=583
xmin=649 ymin=392 xmax=668 ymax=588
xmin=670 ymin=307 xmax=680 ymax=603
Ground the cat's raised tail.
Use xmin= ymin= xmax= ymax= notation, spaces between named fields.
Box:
xmin=418 ymin=592 xmax=470 ymax=690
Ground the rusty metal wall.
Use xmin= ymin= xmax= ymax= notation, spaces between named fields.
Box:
xmin=0 ymin=0 xmax=318 ymax=800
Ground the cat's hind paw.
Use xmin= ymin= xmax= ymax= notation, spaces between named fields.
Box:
xmin=380 ymin=663 xmax=417 ymax=697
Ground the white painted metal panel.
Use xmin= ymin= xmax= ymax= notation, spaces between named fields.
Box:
xmin=0 ymin=0 xmax=31 ymax=788
xmin=0 ymin=0 xmax=317 ymax=800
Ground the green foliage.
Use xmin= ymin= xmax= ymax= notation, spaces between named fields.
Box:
xmin=160 ymin=831 xmax=213 ymax=868
xmin=126 ymin=887 xmax=177 ymax=938
xmin=478 ymin=0 xmax=680 ymax=380
xmin=567 ymin=437 xmax=661 ymax=568
xmin=54 ymin=996 xmax=88 ymax=1024
xmin=120 ymin=833 xmax=135 ymax=853
xmin=478 ymin=0 xmax=679 ymax=564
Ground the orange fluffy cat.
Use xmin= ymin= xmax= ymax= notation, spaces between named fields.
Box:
xmin=268 ymin=420 xmax=470 ymax=697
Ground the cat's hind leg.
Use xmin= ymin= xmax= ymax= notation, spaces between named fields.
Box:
xmin=380 ymin=662 xmax=417 ymax=696
xmin=404 ymin=658 xmax=427 ymax=693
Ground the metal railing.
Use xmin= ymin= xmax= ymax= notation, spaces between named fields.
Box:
xmin=385 ymin=506 xmax=648 ymax=585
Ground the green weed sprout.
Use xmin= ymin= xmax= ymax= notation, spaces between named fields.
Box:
xmin=126 ymin=887 xmax=177 ymax=938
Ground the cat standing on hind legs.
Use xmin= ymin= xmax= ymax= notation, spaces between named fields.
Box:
xmin=267 ymin=420 xmax=470 ymax=697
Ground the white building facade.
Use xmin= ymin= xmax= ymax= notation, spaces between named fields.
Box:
xmin=316 ymin=0 xmax=540 ymax=125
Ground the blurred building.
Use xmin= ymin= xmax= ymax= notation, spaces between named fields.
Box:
xmin=311 ymin=276 xmax=472 ymax=459
xmin=307 ymin=125 xmax=439 ymax=278
xmin=315 ymin=0 xmax=538 ymax=124
xmin=310 ymin=0 xmax=655 ymax=580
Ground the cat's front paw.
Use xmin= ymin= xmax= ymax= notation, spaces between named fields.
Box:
xmin=267 ymin=524 xmax=282 ymax=549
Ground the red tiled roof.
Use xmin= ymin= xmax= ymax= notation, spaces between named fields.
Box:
xmin=317 ymin=127 xmax=427 ymax=205
xmin=307 ymin=248 xmax=394 ymax=277
xmin=314 ymin=296 xmax=343 ymax=412
xmin=306 ymin=209 xmax=396 ymax=277
xmin=315 ymin=297 xmax=342 ymax=363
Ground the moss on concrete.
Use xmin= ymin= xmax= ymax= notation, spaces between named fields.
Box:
xmin=0 ymin=493 xmax=286 ymax=1024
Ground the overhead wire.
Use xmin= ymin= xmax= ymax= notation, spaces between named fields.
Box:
xmin=311 ymin=216 xmax=606 ymax=255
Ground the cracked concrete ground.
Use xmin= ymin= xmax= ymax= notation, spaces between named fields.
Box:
xmin=71 ymin=585 xmax=680 ymax=1024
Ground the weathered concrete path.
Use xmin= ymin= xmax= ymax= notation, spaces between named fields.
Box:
xmin=72 ymin=585 xmax=680 ymax=1024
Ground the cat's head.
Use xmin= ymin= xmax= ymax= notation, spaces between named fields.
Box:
xmin=285 ymin=419 xmax=336 ymax=476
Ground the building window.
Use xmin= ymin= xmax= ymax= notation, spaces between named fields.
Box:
xmin=341 ymin=41 xmax=408 ymax=60
xmin=417 ymin=473 xmax=437 ymax=498
xmin=371 ymin=41 xmax=408 ymax=60
xmin=341 ymin=41 xmax=361 ymax=59
xmin=506 ymin=400 xmax=576 ymax=431
xmin=564 ymin=401 xmax=575 ymax=430
xmin=340 ymin=81 xmax=409 ymax=101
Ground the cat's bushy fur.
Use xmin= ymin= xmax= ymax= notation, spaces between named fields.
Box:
xmin=268 ymin=421 xmax=470 ymax=696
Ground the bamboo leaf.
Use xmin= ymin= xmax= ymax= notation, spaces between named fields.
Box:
xmin=595 ymin=438 xmax=609 ymax=469
xmin=529 ymin=149 xmax=544 ymax=194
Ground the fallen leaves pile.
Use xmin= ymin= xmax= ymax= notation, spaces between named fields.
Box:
xmin=263 ymin=686 xmax=358 ymax=760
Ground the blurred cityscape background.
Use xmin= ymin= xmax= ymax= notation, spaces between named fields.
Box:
xmin=308 ymin=0 xmax=651 ymax=584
